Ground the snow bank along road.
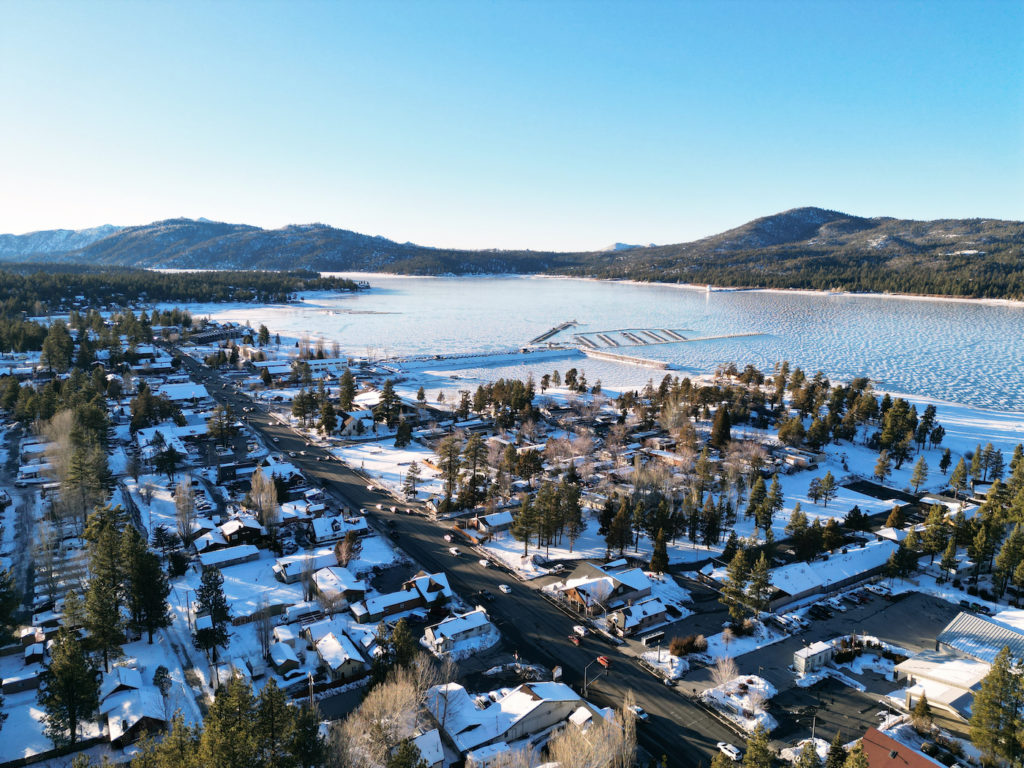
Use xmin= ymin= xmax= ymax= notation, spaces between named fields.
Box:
xmin=176 ymin=352 xmax=740 ymax=767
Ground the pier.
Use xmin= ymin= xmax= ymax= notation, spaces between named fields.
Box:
xmin=581 ymin=348 xmax=669 ymax=369
xmin=529 ymin=320 xmax=579 ymax=345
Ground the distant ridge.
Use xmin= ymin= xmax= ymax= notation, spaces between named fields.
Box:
xmin=1 ymin=207 xmax=1022 ymax=299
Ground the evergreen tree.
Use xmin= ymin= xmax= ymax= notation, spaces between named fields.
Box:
xmin=742 ymin=723 xmax=774 ymax=768
xmin=650 ymin=528 xmax=669 ymax=573
xmin=257 ymin=324 xmax=270 ymax=346
xmin=134 ymin=550 xmax=171 ymax=643
xmin=873 ymin=450 xmax=892 ymax=483
xmin=721 ymin=530 xmax=740 ymax=563
xmin=842 ymin=743 xmax=869 ymax=768
xmin=910 ymin=456 xmax=928 ymax=494
xmin=319 ymin=400 xmax=337 ymax=435
xmin=0 ymin=567 xmax=17 ymax=645
xmin=403 ymin=461 xmax=421 ymax=500
xmin=938 ymin=537 xmax=959 ymax=582
xmin=825 ymin=732 xmax=847 ymax=768
xmin=950 ymin=457 xmax=968 ymax=499
xmin=939 ymin=448 xmax=952 ymax=475
xmin=338 ymin=368 xmax=356 ymax=411
xmin=720 ymin=550 xmax=750 ymax=626
xmin=194 ymin=567 xmax=231 ymax=662
xmin=388 ymin=740 xmax=429 ymax=768
xmin=969 ymin=645 xmax=1022 ymax=766
xmin=86 ymin=520 xmax=124 ymax=672
xmin=254 ymin=678 xmax=297 ymax=768
xmin=912 ymin=692 xmax=933 ymax=730
xmin=200 ymin=675 xmax=258 ymax=768
xmin=710 ymin=407 xmax=731 ymax=450
xmin=512 ymin=496 xmax=537 ymax=556
xmin=796 ymin=739 xmax=822 ymax=768
xmin=289 ymin=703 xmax=326 ymax=768
xmin=822 ymin=519 xmax=843 ymax=552
xmin=922 ymin=506 xmax=949 ymax=564
xmin=747 ymin=552 xmax=772 ymax=614
xmin=747 ymin=476 xmax=767 ymax=520
xmin=819 ymin=471 xmax=837 ymax=507
xmin=37 ymin=628 xmax=99 ymax=747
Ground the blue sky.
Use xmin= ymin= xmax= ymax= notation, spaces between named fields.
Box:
xmin=1 ymin=0 xmax=1021 ymax=250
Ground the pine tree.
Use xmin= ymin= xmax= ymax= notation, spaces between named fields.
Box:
xmin=969 ymin=646 xmax=1022 ymax=767
xmin=722 ymin=530 xmax=740 ymax=563
xmin=825 ymin=732 xmax=847 ymax=768
xmin=747 ymin=476 xmax=767 ymax=520
xmin=388 ymin=740 xmax=428 ymax=768
xmin=289 ymin=703 xmax=326 ymax=768
xmin=86 ymin=521 xmax=124 ymax=672
xmin=912 ymin=692 xmax=933 ymax=730
xmin=0 ymin=567 xmax=17 ymax=645
xmin=938 ymin=537 xmax=958 ymax=582
xmin=720 ymin=550 xmax=750 ymax=626
xmin=910 ymin=456 xmax=928 ymax=494
xmin=842 ymin=743 xmax=869 ymax=768
xmin=950 ymin=457 xmax=968 ymax=499
xmin=37 ymin=628 xmax=99 ymax=747
xmin=650 ymin=529 xmax=669 ymax=573
xmin=200 ymin=675 xmax=258 ymax=768
xmin=747 ymin=552 xmax=772 ymax=614
xmin=258 ymin=324 xmax=270 ymax=346
xmin=135 ymin=550 xmax=171 ymax=643
xmin=254 ymin=678 xmax=296 ymax=768
xmin=819 ymin=471 xmax=837 ymax=507
xmin=512 ymin=496 xmax=537 ymax=556
xmin=194 ymin=567 xmax=231 ymax=662
xmin=742 ymin=723 xmax=774 ymax=768
xmin=319 ymin=400 xmax=337 ymax=435
xmin=873 ymin=450 xmax=892 ymax=483
xmin=796 ymin=739 xmax=822 ymax=768
xmin=939 ymin=448 xmax=952 ymax=475
xmin=338 ymin=368 xmax=356 ymax=411
xmin=403 ymin=461 xmax=421 ymax=500
xmin=710 ymin=407 xmax=731 ymax=450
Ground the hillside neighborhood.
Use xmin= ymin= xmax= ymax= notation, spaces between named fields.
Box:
xmin=1 ymin=311 xmax=1023 ymax=768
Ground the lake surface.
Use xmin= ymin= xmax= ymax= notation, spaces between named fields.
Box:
xmin=193 ymin=274 xmax=1024 ymax=411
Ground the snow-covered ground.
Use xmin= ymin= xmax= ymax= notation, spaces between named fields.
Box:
xmin=701 ymin=674 xmax=778 ymax=733
xmin=331 ymin=438 xmax=444 ymax=501
xmin=699 ymin=621 xmax=789 ymax=661
xmin=641 ymin=649 xmax=688 ymax=680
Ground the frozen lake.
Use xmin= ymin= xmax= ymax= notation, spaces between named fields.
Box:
xmin=187 ymin=274 xmax=1024 ymax=411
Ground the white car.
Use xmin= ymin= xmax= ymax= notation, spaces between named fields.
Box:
xmin=448 ymin=547 xmax=460 ymax=556
xmin=627 ymin=704 xmax=648 ymax=721
xmin=572 ymin=625 xmax=589 ymax=637
xmin=825 ymin=598 xmax=847 ymax=612
xmin=717 ymin=743 xmax=741 ymax=762
xmin=479 ymin=559 xmax=490 ymax=567
xmin=498 ymin=584 xmax=512 ymax=594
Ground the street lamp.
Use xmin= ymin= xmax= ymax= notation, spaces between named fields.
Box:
xmin=583 ymin=657 xmax=608 ymax=697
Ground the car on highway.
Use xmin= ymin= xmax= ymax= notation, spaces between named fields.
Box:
xmin=478 ymin=559 xmax=489 ymax=567
xmin=717 ymin=743 xmax=741 ymax=761
xmin=443 ymin=534 xmax=454 ymax=543
xmin=596 ymin=655 xmax=611 ymax=668
xmin=288 ymin=451 xmax=297 ymax=458
xmin=569 ymin=634 xmax=581 ymax=646
xmin=628 ymin=705 xmax=649 ymax=721
xmin=272 ymin=437 xmax=279 ymax=443
xmin=573 ymin=625 xmax=589 ymax=637
xmin=498 ymin=584 xmax=512 ymax=594
xmin=448 ymin=547 xmax=460 ymax=556
xmin=475 ymin=589 xmax=495 ymax=602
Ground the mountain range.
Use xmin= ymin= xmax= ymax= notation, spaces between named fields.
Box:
xmin=2 ymin=207 xmax=1022 ymax=299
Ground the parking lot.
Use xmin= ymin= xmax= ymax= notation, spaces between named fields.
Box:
xmin=679 ymin=590 xmax=961 ymax=749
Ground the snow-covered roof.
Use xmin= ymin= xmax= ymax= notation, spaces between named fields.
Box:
xmin=99 ymin=667 xmax=142 ymax=703
xmin=768 ymin=540 xmax=897 ymax=596
xmin=480 ymin=510 xmax=514 ymax=529
xmin=270 ymin=642 xmax=300 ymax=668
xmin=273 ymin=549 xmax=337 ymax=580
xmin=221 ymin=515 xmax=266 ymax=537
xmin=103 ymin=687 xmax=166 ymax=743
xmin=938 ymin=611 xmax=1024 ymax=664
xmin=428 ymin=607 xmax=492 ymax=642
xmin=153 ymin=382 xmax=209 ymax=402
xmin=315 ymin=631 xmax=365 ymax=672
xmin=197 ymin=543 xmax=260 ymax=568
xmin=611 ymin=597 xmax=666 ymax=629
xmin=313 ymin=566 xmax=366 ymax=597
xmin=408 ymin=572 xmax=453 ymax=604
xmin=311 ymin=515 xmax=368 ymax=541
xmin=412 ymin=729 xmax=444 ymax=766
xmin=427 ymin=681 xmax=586 ymax=753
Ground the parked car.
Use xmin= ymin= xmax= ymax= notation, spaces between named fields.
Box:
xmin=478 ymin=559 xmax=490 ymax=567
xmin=443 ymin=534 xmax=454 ymax=543
xmin=717 ymin=743 xmax=741 ymax=762
xmin=477 ymin=590 xmax=495 ymax=602
xmin=971 ymin=602 xmax=993 ymax=615
xmin=573 ymin=625 xmax=589 ymax=637
xmin=825 ymin=598 xmax=847 ymax=613
xmin=596 ymin=655 xmax=611 ymax=668
xmin=498 ymin=584 xmax=512 ymax=594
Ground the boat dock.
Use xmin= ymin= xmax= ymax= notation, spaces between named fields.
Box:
xmin=529 ymin=320 xmax=579 ymax=345
xmin=581 ymin=348 xmax=669 ymax=369
xmin=572 ymin=327 xmax=760 ymax=350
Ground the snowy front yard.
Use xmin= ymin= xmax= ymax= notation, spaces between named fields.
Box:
xmin=701 ymin=674 xmax=778 ymax=733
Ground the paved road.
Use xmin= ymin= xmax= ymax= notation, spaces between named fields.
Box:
xmin=177 ymin=353 xmax=742 ymax=767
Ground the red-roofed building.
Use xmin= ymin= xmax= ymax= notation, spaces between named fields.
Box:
xmin=859 ymin=728 xmax=945 ymax=768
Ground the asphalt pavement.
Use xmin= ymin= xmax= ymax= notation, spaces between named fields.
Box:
xmin=177 ymin=353 xmax=743 ymax=767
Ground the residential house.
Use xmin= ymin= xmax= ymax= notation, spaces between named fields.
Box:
xmin=561 ymin=562 xmax=653 ymax=615
xmin=312 ymin=566 xmax=366 ymax=607
xmin=608 ymin=597 xmax=667 ymax=637
xmin=423 ymin=607 xmax=495 ymax=654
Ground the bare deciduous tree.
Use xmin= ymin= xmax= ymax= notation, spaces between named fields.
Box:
xmin=711 ymin=655 xmax=739 ymax=688
xmin=247 ymin=467 xmax=280 ymax=540
xmin=175 ymin=475 xmax=196 ymax=546
xmin=255 ymin=596 xmax=273 ymax=661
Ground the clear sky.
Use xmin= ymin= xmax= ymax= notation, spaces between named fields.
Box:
xmin=1 ymin=1 xmax=1021 ymax=250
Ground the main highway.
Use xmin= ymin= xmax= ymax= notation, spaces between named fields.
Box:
xmin=177 ymin=353 xmax=740 ymax=767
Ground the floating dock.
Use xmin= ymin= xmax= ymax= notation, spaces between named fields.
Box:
xmin=581 ymin=348 xmax=669 ymax=369
xmin=529 ymin=320 xmax=579 ymax=345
